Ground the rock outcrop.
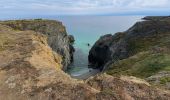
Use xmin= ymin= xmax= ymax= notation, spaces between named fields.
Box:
xmin=89 ymin=16 xmax=170 ymax=70
xmin=89 ymin=16 xmax=170 ymax=90
xmin=0 ymin=23 xmax=169 ymax=100
xmin=0 ymin=19 xmax=74 ymax=70
xmin=88 ymin=33 xmax=126 ymax=70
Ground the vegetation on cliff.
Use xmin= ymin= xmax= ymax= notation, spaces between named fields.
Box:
xmin=89 ymin=16 xmax=170 ymax=90
xmin=106 ymin=51 xmax=170 ymax=77
xmin=0 ymin=19 xmax=170 ymax=100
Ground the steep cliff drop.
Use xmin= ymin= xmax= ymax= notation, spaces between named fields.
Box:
xmin=0 ymin=24 xmax=97 ymax=100
xmin=0 ymin=19 xmax=74 ymax=71
xmin=0 ymin=19 xmax=170 ymax=100
xmin=88 ymin=16 xmax=170 ymax=90
xmin=89 ymin=16 xmax=170 ymax=70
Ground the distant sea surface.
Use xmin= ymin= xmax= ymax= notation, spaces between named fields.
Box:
xmin=55 ymin=16 xmax=143 ymax=76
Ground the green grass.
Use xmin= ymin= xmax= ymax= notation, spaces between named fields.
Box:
xmin=127 ymin=32 xmax=170 ymax=57
xmin=106 ymin=51 xmax=170 ymax=78
xmin=160 ymin=77 xmax=170 ymax=84
xmin=106 ymin=30 xmax=170 ymax=79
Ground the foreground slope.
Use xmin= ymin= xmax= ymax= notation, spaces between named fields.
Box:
xmin=0 ymin=22 xmax=169 ymax=100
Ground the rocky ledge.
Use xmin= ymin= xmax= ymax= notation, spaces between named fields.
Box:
xmin=0 ymin=21 xmax=169 ymax=100
xmin=0 ymin=19 xmax=75 ymax=70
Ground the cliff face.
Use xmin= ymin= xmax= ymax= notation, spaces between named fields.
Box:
xmin=89 ymin=16 xmax=170 ymax=69
xmin=0 ymin=23 xmax=169 ymax=100
xmin=88 ymin=33 xmax=126 ymax=70
xmin=0 ymin=24 xmax=93 ymax=100
xmin=0 ymin=19 xmax=74 ymax=70
xmin=89 ymin=16 xmax=170 ymax=89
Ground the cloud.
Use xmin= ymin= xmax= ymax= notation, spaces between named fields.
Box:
xmin=0 ymin=0 xmax=170 ymax=16
xmin=127 ymin=0 xmax=170 ymax=8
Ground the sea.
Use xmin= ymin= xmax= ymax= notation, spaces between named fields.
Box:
xmin=55 ymin=16 xmax=143 ymax=76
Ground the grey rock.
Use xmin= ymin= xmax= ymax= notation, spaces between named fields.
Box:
xmin=89 ymin=16 xmax=170 ymax=70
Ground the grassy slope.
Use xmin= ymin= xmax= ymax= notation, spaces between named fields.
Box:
xmin=106 ymin=17 xmax=170 ymax=81
xmin=106 ymin=51 xmax=170 ymax=78
xmin=107 ymin=30 xmax=170 ymax=78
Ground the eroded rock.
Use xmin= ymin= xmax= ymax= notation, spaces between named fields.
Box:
xmin=0 ymin=19 xmax=74 ymax=70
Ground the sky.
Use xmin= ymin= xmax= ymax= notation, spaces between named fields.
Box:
xmin=0 ymin=0 xmax=170 ymax=18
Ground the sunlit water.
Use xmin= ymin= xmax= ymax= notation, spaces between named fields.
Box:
xmin=55 ymin=16 xmax=143 ymax=77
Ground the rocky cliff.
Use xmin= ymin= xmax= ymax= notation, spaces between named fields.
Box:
xmin=89 ymin=16 xmax=170 ymax=69
xmin=0 ymin=19 xmax=74 ymax=70
xmin=88 ymin=16 xmax=170 ymax=89
xmin=0 ymin=21 xmax=169 ymax=100
xmin=0 ymin=24 xmax=92 ymax=100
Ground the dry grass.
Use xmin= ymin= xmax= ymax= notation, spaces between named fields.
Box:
xmin=0 ymin=34 xmax=9 ymax=51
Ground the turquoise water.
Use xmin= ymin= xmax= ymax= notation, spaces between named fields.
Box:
xmin=56 ymin=16 xmax=143 ymax=76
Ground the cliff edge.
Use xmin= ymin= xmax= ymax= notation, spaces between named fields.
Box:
xmin=0 ymin=19 xmax=74 ymax=70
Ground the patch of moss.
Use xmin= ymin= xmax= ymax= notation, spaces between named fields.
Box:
xmin=132 ymin=54 xmax=170 ymax=78
xmin=160 ymin=77 xmax=170 ymax=84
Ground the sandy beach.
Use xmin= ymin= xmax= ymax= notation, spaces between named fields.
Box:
xmin=71 ymin=69 xmax=100 ymax=80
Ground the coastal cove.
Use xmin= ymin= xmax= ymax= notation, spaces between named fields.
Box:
xmin=56 ymin=16 xmax=143 ymax=79
xmin=0 ymin=16 xmax=170 ymax=99
xmin=0 ymin=16 xmax=143 ymax=79
xmin=1 ymin=0 xmax=170 ymax=99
